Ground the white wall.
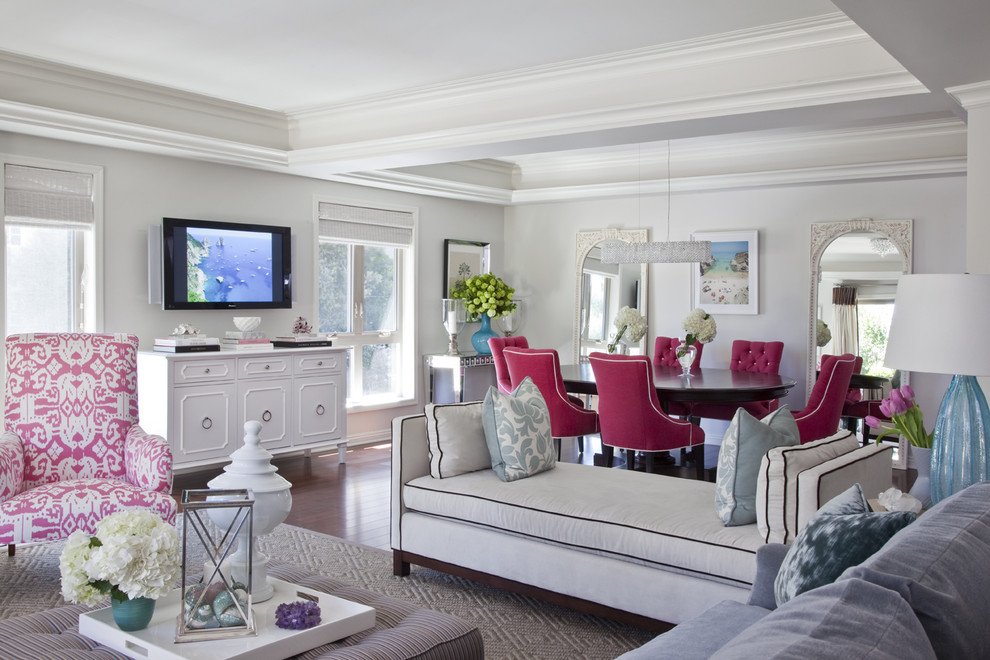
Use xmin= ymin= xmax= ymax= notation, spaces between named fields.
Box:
xmin=2 ymin=132 xmax=505 ymax=444
xmin=504 ymin=176 xmax=966 ymax=421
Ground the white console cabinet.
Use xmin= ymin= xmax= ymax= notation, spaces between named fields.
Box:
xmin=137 ymin=347 xmax=347 ymax=471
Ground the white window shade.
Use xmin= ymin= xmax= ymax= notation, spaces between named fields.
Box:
xmin=318 ymin=202 xmax=413 ymax=248
xmin=4 ymin=164 xmax=95 ymax=227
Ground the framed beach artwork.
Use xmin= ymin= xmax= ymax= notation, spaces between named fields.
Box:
xmin=443 ymin=239 xmax=490 ymax=297
xmin=691 ymin=230 xmax=759 ymax=315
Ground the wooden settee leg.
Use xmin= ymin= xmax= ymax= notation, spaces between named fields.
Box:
xmin=393 ymin=550 xmax=411 ymax=576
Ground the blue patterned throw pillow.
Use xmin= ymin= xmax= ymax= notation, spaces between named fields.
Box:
xmin=715 ymin=406 xmax=799 ymax=526
xmin=774 ymin=483 xmax=916 ymax=606
xmin=481 ymin=377 xmax=555 ymax=482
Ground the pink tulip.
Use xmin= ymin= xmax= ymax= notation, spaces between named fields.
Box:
xmin=865 ymin=415 xmax=881 ymax=428
xmin=901 ymin=385 xmax=915 ymax=400
xmin=879 ymin=400 xmax=893 ymax=418
xmin=889 ymin=389 xmax=910 ymax=415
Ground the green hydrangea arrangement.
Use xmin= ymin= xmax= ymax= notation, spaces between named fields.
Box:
xmin=451 ymin=273 xmax=516 ymax=320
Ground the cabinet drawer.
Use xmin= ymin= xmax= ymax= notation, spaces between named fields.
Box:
xmin=237 ymin=355 xmax=291 ymax=379
xmin=172 ymin=358 xmax=236 ymax=384
xmin=293 ymin=352 xmax=344 ymax=376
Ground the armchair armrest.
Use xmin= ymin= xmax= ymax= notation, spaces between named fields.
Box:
xmin=746 ymin=543 xmax=789 ymax=610
xmin=0 ymin=431 xmax=25 ymax=503
xmin=124 ymin=425 xmax=173 ymax=494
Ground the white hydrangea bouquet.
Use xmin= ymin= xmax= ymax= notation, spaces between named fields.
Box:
xmin=608 ymin=306 xmax=647 ymax=353
xmin=816 ymin=319 xmax=832 ymax=347
xmin=60 ymin=511 xmax=181 ymax=606
xmin=679 ymin=308 xmax=717 ymax=357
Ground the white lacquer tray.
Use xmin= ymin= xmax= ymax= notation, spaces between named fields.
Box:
xmin=79 ymin=578 xmax=376 ymax=660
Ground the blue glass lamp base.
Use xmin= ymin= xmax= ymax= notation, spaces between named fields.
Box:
xmin=930 ymin=375 xmax=990 ymax=505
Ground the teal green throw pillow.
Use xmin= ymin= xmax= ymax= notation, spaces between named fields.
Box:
xmin=481 ymin=377 xmax=555 ymax=482
xmin=774 ymin=483 xmax=916 ymax=606
xmin=715 ymin=406 xmax=799 ymax=526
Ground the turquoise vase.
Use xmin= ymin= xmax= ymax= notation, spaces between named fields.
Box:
xmin=111 ymin=596 xmax=156 ymax=632
xmin=930 ymin=375 xmax=990 ymax=505
xmin=471 ymin=315 xmax=499 ymax=355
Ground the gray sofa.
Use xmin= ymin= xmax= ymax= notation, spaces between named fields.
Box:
xmin=618 ymin=480 xmax=990 ymax=659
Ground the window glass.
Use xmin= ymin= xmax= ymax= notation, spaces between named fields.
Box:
xmin=362 ymin=246 xmax=396 ymax=333
xmin=858 ymin=303 xmax=895 ymax=377
xmin=318 ymin=242 xmax=351 ymax=334
xmin=5 ymin=225 xmax=79 ymax=333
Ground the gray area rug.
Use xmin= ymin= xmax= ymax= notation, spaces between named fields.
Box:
xmin=0 ymin=524 xmax=655 ymax=659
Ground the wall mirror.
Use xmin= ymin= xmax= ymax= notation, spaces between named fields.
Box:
xmin=574 ymin=229 xmax=649 ymax=363
xmin=807 ymin=219 xmax=912 ymax=398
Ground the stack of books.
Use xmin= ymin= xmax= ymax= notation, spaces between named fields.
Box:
xmin=153 ymin=335 xmax=221 ymax=353
xmin=221 ymin=330 xmax=272 ymax=351
xmin=271 ymin=334 xmax=333 ymax=348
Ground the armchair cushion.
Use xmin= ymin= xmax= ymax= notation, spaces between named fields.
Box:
xmin=482 ymin=378 xmax=555 ymax=482
xmin=0 ymin=431 xmax=24 ymax=502
xmin=715 ymin=407 xmax=799 ymax=526
xmin=425 ymin=402 xmax=490 ymax=479
xmin=124 ymin=426 xmax=172 ymax=494
xmin=773 ymin=484 xmax=915 ymax=605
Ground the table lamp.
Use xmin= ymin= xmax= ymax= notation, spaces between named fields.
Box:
xmin=442 ymin=298 xmax=466 ymax=355
xmin=883 ymin=274 xmax=990 ymax=504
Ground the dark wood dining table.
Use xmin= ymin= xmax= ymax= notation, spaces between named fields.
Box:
xmin=560 ymin=363 xmax=798 ymax=412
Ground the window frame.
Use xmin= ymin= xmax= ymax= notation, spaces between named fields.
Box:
xmin=313 ymin=197 xmax=417 ymax=411
xmin=1 ymin=154 xmax=105 ymax=337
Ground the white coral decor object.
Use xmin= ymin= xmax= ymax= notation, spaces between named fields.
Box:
xmin=233 ymin=316 xmax=262 ymax=332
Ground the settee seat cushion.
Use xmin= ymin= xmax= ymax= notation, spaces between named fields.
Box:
xmin=403 ymin=462 xmax=763 ymax=587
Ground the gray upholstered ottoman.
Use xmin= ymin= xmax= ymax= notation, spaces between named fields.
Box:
xmin=0 ymin=563 xmax=483 ymax=660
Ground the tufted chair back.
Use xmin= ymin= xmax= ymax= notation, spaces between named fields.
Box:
xmin=5 ymin=333 xmax=139 ymax=489
xmin=730 ymin=340 xmax=784 ymax=375
xmin=653 ymin=336 xmax=704 ymax=368
xmin=489 ymin=335 xmax=529 ymax=394
xmin=502 ymin=347 xmax=599 ymax=439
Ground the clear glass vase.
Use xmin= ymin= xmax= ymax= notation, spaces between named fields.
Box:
xmin=676 ymin=344 xmax=697 ymax=377
xmin=930 ymin=375 xmax=990 ymax=505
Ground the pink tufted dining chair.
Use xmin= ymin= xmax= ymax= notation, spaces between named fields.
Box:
xmin=821 ymin=353 xmax=887 ymax=443
xmin=1 ymin=333 xmax=176 ymax=556
xmin=590 ymin=353 xmax=706 ymax=478
xmin=489 ymin=336 xmax=530 ymax=394
xmin=793 ymin=353 xmax=858 ymax=444
xmin=502 ymin=347 xmax=599 ymax=457
xmin=691 ymin=339 xmax=785 ymax=421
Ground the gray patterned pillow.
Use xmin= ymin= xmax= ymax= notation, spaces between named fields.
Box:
xmin=481 ymin=377 xmax=555 ymax=482
xmin=774 ymin=483 xmax=916 ymax=606
xmin=715 ymin=406 xmax=799 ymax=526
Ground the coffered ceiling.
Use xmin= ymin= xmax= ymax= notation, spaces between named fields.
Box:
xmin=0 ymin=0 xmax=986 ymax=203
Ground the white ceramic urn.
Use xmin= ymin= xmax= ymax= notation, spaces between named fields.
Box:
xmin=207 ymin=420 xmax=292 ymax=602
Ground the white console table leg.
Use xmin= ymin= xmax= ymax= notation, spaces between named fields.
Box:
xmin=337 ymin=441 xmax=348 ymax=463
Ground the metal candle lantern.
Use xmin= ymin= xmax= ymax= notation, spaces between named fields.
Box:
xmin=177 ymin=488 xmax=256 ymax=643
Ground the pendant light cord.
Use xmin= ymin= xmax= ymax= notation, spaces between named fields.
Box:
xmin=666 ymin=141 xmax=672 ymax=243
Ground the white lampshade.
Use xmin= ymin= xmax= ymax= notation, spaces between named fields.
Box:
xmin=884 ymin=274 xmax=990 ymax=376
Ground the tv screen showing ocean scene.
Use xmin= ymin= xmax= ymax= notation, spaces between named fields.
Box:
xmin=185 ymin=227 xmax=276 ymax=303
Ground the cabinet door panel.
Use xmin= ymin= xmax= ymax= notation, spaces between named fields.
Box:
xmin=238 ymin=380 xmax=290 ymax=450
xmin=173 ymin=384 xmax=236 ymax=463
xmin=295 ymin=375 xmax=344 ymax=446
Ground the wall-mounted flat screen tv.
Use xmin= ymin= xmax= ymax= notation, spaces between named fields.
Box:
xmin=162 ymin=217 xmax=291 ymax=309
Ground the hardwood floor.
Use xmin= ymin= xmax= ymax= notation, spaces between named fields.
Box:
xmin=171 ymin=434 xmax=710 ymax=553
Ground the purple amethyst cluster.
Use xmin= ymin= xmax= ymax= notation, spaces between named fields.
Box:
xmin=275 ymin=600 xmax=322 ymax=630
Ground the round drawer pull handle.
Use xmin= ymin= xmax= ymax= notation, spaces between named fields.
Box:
xmin=264 ymin=364 xmax=271 ymax=370
xmin=262 ymin=410 xmax=272 ymax=422
xmin=204 ymin=368 xmax=211 ymax=374
xmin=202 ymin=417 xmax=213 ymax=430
xmin=316 ymin=404 xmax=325 ymax=416
xmin=317 ymin=361 xmax=323 ymax=366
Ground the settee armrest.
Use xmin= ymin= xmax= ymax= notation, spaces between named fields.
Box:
xmin=391 ymin=414 xmax=430 ymax=551
xmin=0 ymin=431 xmax=24 ymax=503
xmin=124 ymin=425 xmax=173 ymax=494
xmin=746 ymin=543 xmax=789 ymax=610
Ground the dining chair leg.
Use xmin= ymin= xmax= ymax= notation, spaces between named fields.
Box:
xmin=577 ymin=436 xmax=584 ymax=453
xmin=554 ymin=438 xmax=562 ymax=460
xmin=692 ymin=444 xmax=707 ymax=481
xmin=625 ymin=450 xmax=635 ymax=470
xmin=7 ymin=544 xmax=13 ymax=557
xmin=603 ymin=445 xmax=614 ymax=468
xmin=645 ymin=452 xmax=655 ymax=473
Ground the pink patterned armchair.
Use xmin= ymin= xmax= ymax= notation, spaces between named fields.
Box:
xmin=1 ymin=333 xmax=175 ymax=556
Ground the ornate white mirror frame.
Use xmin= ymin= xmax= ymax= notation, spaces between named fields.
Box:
xmin=807 ymin=218 xmax=912 ymax=396
xmin=573 ymin=228 xmax=649 ymax=364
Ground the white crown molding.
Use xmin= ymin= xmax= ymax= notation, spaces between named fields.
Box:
xmin=0 ymin=100 xmax=289 ymax=170
xmin=323 ymin=170 xmax=513 ymax=205
xmin=947 ymin=81 xmax=990 ymax=110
